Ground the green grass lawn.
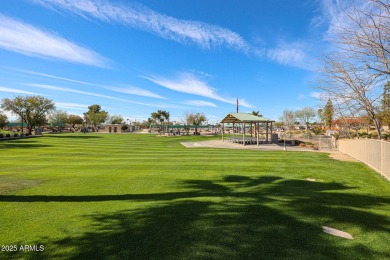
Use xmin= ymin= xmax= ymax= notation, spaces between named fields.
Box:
xmin=0 ymin=133 xmax=389 ymax=259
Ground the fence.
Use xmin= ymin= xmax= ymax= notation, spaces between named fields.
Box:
xmin=338 ymin=139 xmax=390 ymax=180
xmin=283 ymin=133 xmax=337 ymax=151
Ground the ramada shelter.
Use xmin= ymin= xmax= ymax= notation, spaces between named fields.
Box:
xmin=220 ymin=113 xmax=276 ymax=146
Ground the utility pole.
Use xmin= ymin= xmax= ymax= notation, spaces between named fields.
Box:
xmin=21 ymin=111 xmax=24 ymax=137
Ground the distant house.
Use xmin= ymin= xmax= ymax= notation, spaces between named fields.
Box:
xmin=101 ymin=124 xmax=138 ymax=133
xmin=101 ymin=124 xmax=121 ymax=133
xmin=333 ymin=117 xmax=372 ymax=130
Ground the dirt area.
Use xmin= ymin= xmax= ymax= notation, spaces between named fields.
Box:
xmin=327 ymin=151 xmax=359 ymax=162
xmin=182 ymin=140 xmax=317 ymax=151
xmin=181 ymin=140 xmax=359 ymax=162
xmin=0 ymin=175 xmax=43 ymax=194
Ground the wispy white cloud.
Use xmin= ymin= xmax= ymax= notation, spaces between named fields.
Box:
xmin=310 ymin=92 xmax=321 ymax=99
xmin=30 ymin=0 xmax=323 ymax=70
xmin=0 ymin=86 xmax=39 ymax=95
xmin=184 ymin=100 xmax=217 ymax=107
xmin=143 ymin=72 xmax=254 ymax=108
xmin=206 ymin=114 xmax=221 ymax=120
xmin=317 ymin=0 xmax=368 ymax=41
xmin=310 ymin=15 xmax=326 ymax=28
xmin=27 ymin=83 xmax=189 ymax=109
xmin=267 ymin=47 xmax=306 ymax=66
xmin=265 ymin=41 xmax=315 ymax=69
xmin=107 ymin=86 xmax=165 ymax=99
xmin=18 ymin=69 xmax=99 ymax=87
xmin=310 ymin=92 xmax=328 ymax=100
xmin=32 ymin=0 xmax=249 ymax=51
xmin=56 ymin=102 xmax=88 ymax=110
xmin=18 ymin=69 xmax=165 ymax=99
xmin=310 ymin=91 xmax=345 ymax=103
xmin=0 ymin=14 xmax=108 ymax=67
xmin=27 ymin=83 xmax=129 ymax=102
xmin=237 ymin=99 xmax=254 ymax=109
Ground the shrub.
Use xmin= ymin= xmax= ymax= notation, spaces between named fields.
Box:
xmin=13 ymin=133 xmax=18 ymax=137
xmin=313 ymin=129 xmax=323 ymax=135
xmin=5 ymin=133 xmax=10 ymax=138
xmin=0 ymin=133 xmax=3 ymax=138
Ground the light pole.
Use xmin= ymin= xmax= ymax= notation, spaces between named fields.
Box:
xmin=21 ymin=111 xmax=24 ymax=137
xmin=283 ymin=131 xmax=286 ymax=151
xmin=126 ymin=119 xmax=129 ymax=132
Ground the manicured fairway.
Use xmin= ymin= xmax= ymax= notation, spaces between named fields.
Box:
xmin=0 ymin=133 xmax=389 ymax=259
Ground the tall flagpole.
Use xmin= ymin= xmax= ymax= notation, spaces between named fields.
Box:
xmin=236 ymin=97 xmax=239 ymax=113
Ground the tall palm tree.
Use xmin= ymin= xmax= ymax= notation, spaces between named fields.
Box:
xmin=251 ymin=110 xmax=263 ymax=117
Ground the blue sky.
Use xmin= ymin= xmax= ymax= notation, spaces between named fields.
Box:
xmin=0 ymin=0 xmax=360 ymax=123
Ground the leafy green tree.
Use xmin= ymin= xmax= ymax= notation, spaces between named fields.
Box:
xmin=83 ymin=104 xmax=108 ymax=131
xmin=49 ymin=110 xmax=69 ymax=131
xmin=121 ymin=124 xmax=128 ymax=131
xmin=251 ymin=110 xmax=263 ymax=117
xmin=0 ymin=112 xmax=8 ymax=129
xmin=295 ymin=107 xmax=316 ymax=131
xmin=185 ymin=112 xmax=207 ymax=135
xmin=68 ymin=114 xmax=84 ymax=129
xmin=147 ymin=117 xmax=155 ymax=132
xmin=36 ymin=115 xmax=48 ymax=128
xmin=1 ymin=95 xmax=55 ymax=134
xmin=151 ymin=110 xmax=170 ymax=134
xmin=109 ymin=115 xmax=124 ymax=124
xmin=324 ymin=99 xmax=334 ymax=129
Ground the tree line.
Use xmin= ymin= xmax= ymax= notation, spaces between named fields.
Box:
xmin=0 ymin=96 xmax=122 ymax=134
xmin=277 ymin=102 xmax=337 ymax=136
xmin=147 ymin=110 xmax=208 ymax=135
xmin=0 ymin=95 xmax=210 ymax=135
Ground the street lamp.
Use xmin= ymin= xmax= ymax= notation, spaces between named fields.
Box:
xmin=126 ymin=119 xmax=129 ymax=132
xmin=21 ymin=111 xmax=24 ymax=137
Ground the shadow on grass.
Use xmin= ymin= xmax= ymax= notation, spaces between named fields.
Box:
xmin=0 ymin=140 xmax=52 ymax=149
xmin=3 ymin=176 xmax=390 ymax=259
xmin=44 ymin=135 xmax=102 ymax=139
